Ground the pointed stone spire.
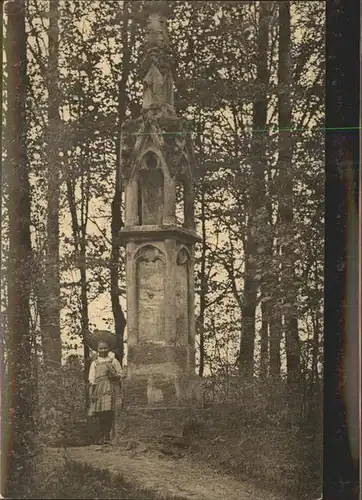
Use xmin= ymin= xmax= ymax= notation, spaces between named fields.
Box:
xmin=141 ymin=1 xmax=174 ymax=112
xmin=120 ymin=0 xmax=200 ymax=229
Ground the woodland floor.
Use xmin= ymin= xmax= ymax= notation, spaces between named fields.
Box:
xmin=41 ymin=438 xmax=292 ymax=500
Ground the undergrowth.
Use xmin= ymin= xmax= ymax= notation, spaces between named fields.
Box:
xmin=189 ymin=376 xmax=323 ymax=500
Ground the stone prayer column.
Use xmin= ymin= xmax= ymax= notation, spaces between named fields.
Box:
xmin=118 ymin=1 xmax=202 ymax=433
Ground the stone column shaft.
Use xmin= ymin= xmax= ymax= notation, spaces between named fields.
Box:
xmin=188 ymin=247 xmax=196 ymax=349
xmin=184 ymin=182 xmax=195 ymax=229
xmin=164 ymin=238 xmax=177 ymax=343
xmin=126 ymin=241 xmax=138 ymax=346
xmin=163 ymin=174 xmax=176 ymax=225
xmin=125 ymin=178 xmax=139 ymax=226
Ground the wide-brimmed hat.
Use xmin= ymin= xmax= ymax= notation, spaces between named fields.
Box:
xmin=86 ymin=329 xmax=117 ymax=352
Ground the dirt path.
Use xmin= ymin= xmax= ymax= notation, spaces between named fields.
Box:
xmin=51 ymin=442 xmax=288 ymax=500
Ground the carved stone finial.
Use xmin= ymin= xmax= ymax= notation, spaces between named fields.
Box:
xmin=141 ymin=1 xmax=174 ymax=112
xmin=144 ymin=0 xmax=173 ymax=19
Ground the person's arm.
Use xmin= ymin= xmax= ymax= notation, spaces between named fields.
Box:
xmin=112 ymin=358 xmax=126 ymax=380
xmin=89 ymin=362 xmax=98 ymax=404
xmin=89 ymin=360 xmax=95 ymax=384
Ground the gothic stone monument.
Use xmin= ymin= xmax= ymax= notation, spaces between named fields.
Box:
xmin=117 ymin=1 xmax=202 ymax=436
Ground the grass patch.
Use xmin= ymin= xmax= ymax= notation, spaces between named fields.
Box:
xmin=32 ymin=459 xmax=186 ymax=500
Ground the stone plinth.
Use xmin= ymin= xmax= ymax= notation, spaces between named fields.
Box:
xmin=125 ymin=363 xmax=202 ymax=408
xmin=115 ymin=405 xmax=204 ymax=441
xmin=115 ymin=367 xmax=203 ymax=441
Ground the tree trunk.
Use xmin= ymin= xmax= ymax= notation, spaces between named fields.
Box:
xmin=277 ymin=1 xmax=301 ymax=395
xmin=266 ymin=194 xmax=282 ymax=378
xmin=259 ymin=301 xmax=268 ymax=379
xmin=65 ymin=162 xmax=91 ymax=405
xmin=0 ymin=0 xmax=5 ymax=458
xmin=42 ymin=0 xmax=61 ymax=366
xmin=269 ymin=302 xmax=282 ymax=377
xmin=307 ymin=306 xmax=321 ymax=421
xmin=198 ymin=187 xmax=207 ymax=377
xmin=111 ymin=0 xmax=135 ymax=365
xmin=5 ymin=0 xmax=35 ymax=494
xmin=239 ymin=2 xmax=271 ymax=379
xmin=80 ymin=238 xmax=90 ymax=395
xmin=265 ymin=233 xmax=283 ymax=378
xmin=239 ymin=259 xmax=257 ymax=379
xmin=311 ymin=306 xmax=321 ymax=389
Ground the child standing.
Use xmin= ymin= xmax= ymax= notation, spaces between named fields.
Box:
xmin=88 ymin=341 xmax=125 ymax=444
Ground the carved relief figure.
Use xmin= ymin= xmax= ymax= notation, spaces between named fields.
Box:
xmin=136 ymin=246 xmax=165 ymax=342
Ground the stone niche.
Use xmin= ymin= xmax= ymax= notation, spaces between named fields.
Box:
xmin=138 ymin=151 xmax=164 ymax=225
xmin=136 ymin=245 xmax=165 ymax=343
xmin=176 ymin=247 xmax=190 ymax=344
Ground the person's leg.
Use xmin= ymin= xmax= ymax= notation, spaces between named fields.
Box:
xmin=96 ymin=412 xmax=107 ymax=443
xmin=103 ymin=410 xmax=114 ymax=443
xmin=97 ymin=411 xmax=113 ymax=443
xmin=87 ymin=415 xmax=99 ymax=445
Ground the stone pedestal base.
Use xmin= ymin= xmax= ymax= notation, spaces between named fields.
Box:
xmin=113 ymin=368 xmax=203 ymax=441
xmin=125 ymin=343 xmax=202 ymax=407
xmin=123 ymin=371 xmax=202 ymax=407
xmin=115 ymin=406 xmax=202 ymax=440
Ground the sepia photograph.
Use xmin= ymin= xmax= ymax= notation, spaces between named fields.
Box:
xmin=1 ymin=0 xmax=353 ymax=498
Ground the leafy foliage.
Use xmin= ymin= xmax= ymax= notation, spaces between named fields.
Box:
xmin=36 ymin=360 xmax=87 ymax=446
